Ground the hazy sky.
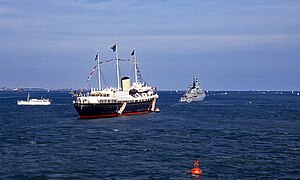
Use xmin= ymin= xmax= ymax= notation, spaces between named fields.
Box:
xmin=1 ymin=0 xmax=300 ymax=90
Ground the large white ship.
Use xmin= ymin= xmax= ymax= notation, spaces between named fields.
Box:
xmin=179 ymin=77 xmax=206 ymax=103
xmin=73 ymin=44 xmax=159 ymax=119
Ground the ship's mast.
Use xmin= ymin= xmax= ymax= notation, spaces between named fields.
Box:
xmin=193 ymin=77 xmax=199 ymax=87
xmin=96 ymin=50 xmax=101 ymax=90
xmin=115 ymin=43 xmax=120 ymax=90
xmin=133 ymin=48 xmax=138 ymax=84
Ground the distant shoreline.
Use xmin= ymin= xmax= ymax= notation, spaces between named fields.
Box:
xmin=0 ymin=89 xmax=299 ymax=93
xmin=0 ymin=88 xmax=73 ymax=92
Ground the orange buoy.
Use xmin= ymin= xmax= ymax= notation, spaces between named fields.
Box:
xmin=190 ymin=160 xmax=202 ymax=175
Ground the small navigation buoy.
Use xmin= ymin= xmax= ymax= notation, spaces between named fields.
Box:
xmin=190 ymin=160 xmax=202 ymax=175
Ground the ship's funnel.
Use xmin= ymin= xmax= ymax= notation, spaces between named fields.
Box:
xmin=121 ymin=77 xmax=130 ymax=92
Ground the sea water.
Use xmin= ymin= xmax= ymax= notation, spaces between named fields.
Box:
xmin=0 ymin=91 xmax=299 ymax=179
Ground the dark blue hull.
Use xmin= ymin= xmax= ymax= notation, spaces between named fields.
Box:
xmin=73 ymin=101 xmax=152 ymax=119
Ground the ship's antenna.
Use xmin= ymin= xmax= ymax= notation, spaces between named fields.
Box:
xmin=96 ymin=50 xmax=101 ymax=90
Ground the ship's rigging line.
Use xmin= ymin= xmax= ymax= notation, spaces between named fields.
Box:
xmin=83 ymin=58 xmax=135 ymax=89
xmin=136 ymin=65 xmax=144 ymax=82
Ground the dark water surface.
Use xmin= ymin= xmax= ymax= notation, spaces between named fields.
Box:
xmin=0 ymin=91 xmax=299 ymax=179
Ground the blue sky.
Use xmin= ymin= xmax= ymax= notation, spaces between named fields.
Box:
xmin=0 ymin=0 xmax=299 ymax=90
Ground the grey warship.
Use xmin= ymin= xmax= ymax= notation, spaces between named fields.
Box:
xmin=179 ymin=77 xmax=206 ymax=103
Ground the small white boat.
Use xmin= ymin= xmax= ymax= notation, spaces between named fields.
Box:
xmin=17 ymin=93 xmax=51 ymax=106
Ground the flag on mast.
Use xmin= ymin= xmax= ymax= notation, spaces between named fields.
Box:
xmin=131 ymin=49 xmax=135 ymax=56
xmin=111 ymin=44 xmax=116 ymax=52
xmin=94 ymin=53 xmax=98 ymax=61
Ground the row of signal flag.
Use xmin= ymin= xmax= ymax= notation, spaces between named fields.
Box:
xmin=83 ymin=45 xmax=136 ymax=88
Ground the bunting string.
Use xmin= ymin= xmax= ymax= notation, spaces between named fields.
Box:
xmin=97 ymin=58 xmax=130 ymax=64
xmin=118 ymin=58 xmax=131 ymax=61
xmin=83 ymin=58 xmax=132 ymax=88
xmin=136 ymin=65 xmax=144 ymax=82
xmin=83 ymin=65 xmax=97 ymax=88
xmin=99 ymin=59 xmax=113 ymax=64
xmin=83 ymin=48 xmax=145 ymax=89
